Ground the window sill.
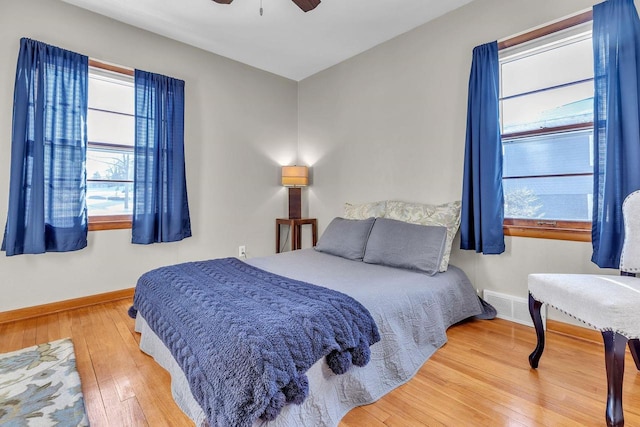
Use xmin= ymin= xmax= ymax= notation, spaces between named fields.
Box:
xmin=503 ymin=219 xmax=591 ymax=242
xmin=88 ymin=215 xmax=132 ymax=231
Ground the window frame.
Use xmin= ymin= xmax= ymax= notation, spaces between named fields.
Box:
xmin=498 ymin=10 xmax=593 ymax=242
xmin=87 ymin=59 xmax=135 ymax=232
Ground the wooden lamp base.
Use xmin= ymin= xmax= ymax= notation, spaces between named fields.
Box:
xmin=288 ymin=187 xmax=302 ymax=219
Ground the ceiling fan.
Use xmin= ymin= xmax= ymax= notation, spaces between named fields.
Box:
xmin=212 ymin=0 xmax=321 ymax=13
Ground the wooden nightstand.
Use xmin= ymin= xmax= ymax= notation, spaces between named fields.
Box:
xmin=276 ymin=218 xmax=318 ymax=253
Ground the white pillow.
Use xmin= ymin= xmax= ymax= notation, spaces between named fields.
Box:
xmin=384 ymin=200 xmax=461 ymax=272
xmin=343 ymin=201 xmax=387 ymax=220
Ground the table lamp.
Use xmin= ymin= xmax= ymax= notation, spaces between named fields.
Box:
xmin=281 ymin=166 xmax=309 ymax=219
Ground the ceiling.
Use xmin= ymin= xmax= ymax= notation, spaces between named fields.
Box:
xmin=61 ymin=0 xmax=474 ymax=81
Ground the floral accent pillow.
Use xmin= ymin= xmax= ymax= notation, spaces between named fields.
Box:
xmin=384 ymin=200 xmax=462 ymax=272
xmin=343 ymin=201 xmax=387 ymax=220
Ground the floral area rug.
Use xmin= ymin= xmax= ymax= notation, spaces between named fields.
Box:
xmin=0 ymin=338 xmax=89 ymax=426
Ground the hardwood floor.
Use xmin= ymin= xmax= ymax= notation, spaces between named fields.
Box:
xmin=2 ymin=299 xmax=640 ymax=426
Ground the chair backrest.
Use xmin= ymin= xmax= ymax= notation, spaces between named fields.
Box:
xmin=620 ymin=190 xmax=640 ymax=273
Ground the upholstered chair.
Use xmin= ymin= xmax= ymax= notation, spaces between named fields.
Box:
xmin=528 ymin=189 xmax=640 ymax=427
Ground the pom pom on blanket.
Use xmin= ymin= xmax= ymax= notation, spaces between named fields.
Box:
xmin=128 ymin=306 xmax=138 ymax=319
xmin=283 ymin=375 xmax=309 ymax=405
xmin=327 ymin=340 xmax=371 ymax=374
xmin=351 ymin=340 xmax=371 ymax=367
xmin=326 ymin=349 xmax=353 ymax=375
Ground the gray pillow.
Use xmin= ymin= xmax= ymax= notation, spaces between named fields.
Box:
xmin=363 ymin=218 xmax=447 ymax=275
xmin=314 ymin=217 xmax=375 ymax=261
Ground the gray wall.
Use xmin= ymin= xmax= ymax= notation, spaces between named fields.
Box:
xmin=0 ymin=0 xmax=298 ymax=311
xmin=298 ymin=0 xmax=610 ymax=312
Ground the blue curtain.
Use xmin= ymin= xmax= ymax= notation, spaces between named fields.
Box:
xmin=132 ymin=70 xmax=191 ymax=244
xmin=460 ymin=41 xmax=505 ymax=255
xmin=592 ymin=0 xmax=640 ymax=268
xmin=2 ymin=38 xmax=88 ymax=256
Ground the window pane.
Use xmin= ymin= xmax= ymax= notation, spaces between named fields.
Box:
xmin=504 ymin=176 xmax=593 ymax=221
xmin=87 ymin=67 xmax=135 ymax=221
xmin=87 ymin=181 xmax=133 ymax=216
xmin=87 ymin=109 xmax=134 ymax=146
xmin=87 ymin=148 xmax=134 ymax=181
xmin=503 ymin=130 xmax=593 ymax=178
xmin=502 ymin=37 xmax=593 ymax=98
xmin=88 ymin=74 xmax=134 ymax=114
xmin=502 ymin=82 xmax=592 ymax=134
xmin=503 ymin=130 xmax=593 ymax=221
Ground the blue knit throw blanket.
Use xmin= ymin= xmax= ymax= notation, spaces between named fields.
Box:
xmin=130 ymin=257 xmax=380 ymax=427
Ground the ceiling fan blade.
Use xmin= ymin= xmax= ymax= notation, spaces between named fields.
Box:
xmin=292 ymin=0 xmax=321 ymax=12
xmin=212 ymin=0 xmax=233 ymax=4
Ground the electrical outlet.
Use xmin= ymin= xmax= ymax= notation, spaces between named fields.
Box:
xmin=238 ymin=245 xmax=246 ymax=259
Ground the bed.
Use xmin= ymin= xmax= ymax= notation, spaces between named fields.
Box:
xmin=133 ymin=248 xmax=483 ymax=426
xmin=132 ymin=201 xmax=487 ymax=426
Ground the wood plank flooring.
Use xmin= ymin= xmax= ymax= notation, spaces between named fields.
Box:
xmin=2 ymin=298 xmax=640 ymax=426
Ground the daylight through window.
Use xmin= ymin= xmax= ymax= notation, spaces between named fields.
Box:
xmin=499 ymin=15 xmax=593 ymax=240
xmin=87 ymin=62 xmax=135 ymax=230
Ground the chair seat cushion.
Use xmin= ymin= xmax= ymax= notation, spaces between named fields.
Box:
xmin=529 ymin=273 xmax=640 ymax=339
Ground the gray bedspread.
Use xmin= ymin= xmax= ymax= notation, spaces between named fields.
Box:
xmin=135 ymin=249 xmax=482 ymax=427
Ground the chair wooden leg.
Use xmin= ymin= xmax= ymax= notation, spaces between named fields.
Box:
xmin=528 ymin=294 xmax=545 ymax=369
xmin=603 ymin=331 xmax=627 ymax=427
xmin=628 ymin=339 xmax=640 ymax=371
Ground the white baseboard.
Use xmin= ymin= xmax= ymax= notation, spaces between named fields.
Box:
xmin=483 ymin=290 xmax=546 ymax=328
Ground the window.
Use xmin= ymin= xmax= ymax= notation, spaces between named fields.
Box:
xmin=499 ymin=12 xmax=593 ymax=241
xmin=87 ymin=61 xmax=135 ymax=231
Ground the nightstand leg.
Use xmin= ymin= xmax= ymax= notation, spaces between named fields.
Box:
xmin=292 ymin=224 xmax=299 ymax=250
xmin=312 ymin=220 xmax=318 ymax=247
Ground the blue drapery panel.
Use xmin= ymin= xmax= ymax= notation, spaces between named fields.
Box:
xmin=592 ymin=0 xmax=640 ymax=268
xmin=460 ymin=41 xmax=505 ymax=255
xmin=2 ymin=38 xmax=88 ymax=256
xmin=132 ymin=70 xmax=191 ymax=244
